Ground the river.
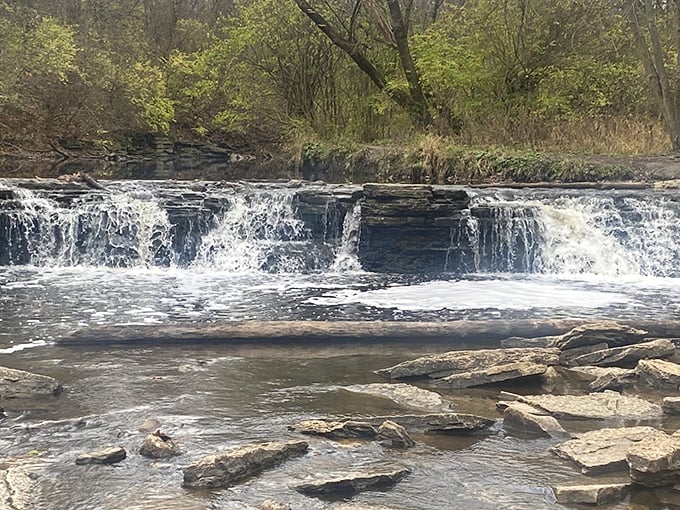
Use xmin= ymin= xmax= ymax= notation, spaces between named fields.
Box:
xmin=1 ymin=179 xmax=679 ymax=509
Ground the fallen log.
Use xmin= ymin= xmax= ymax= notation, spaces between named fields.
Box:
xmin=56 ymin=319 xmax=680 ymax=346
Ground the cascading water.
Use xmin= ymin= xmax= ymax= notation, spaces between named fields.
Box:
xmin=330 ymin=201 xmax=363 ymax=272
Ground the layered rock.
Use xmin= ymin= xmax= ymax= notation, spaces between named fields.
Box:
xmin=541 ymin=366 xmax=637 ymax=393
xmin=375 ymin=347 xmax=559 ymax=388
xmin=627 ymin=432 xmax=680 ymax=487
xmin=182 ymin=441 xmax=309 ymax=489
xmin=75 ymin=446 xmax=127 ymax=465
xmin=0 ymin=366 xmax=62 ymax=398
xmin=376 ymin=420 xmax=415 ymax=448
xmin=502 ymin=402 xmax=570 ymax=439
xmin=565 ymin=339 xmax=675 ymax=368
xmin=552 ymin=427 xmax=664 ymax=475
xmin=552 ymin=483 xmax=630 ymax=505
xmin=637 ymin=359 xmax=680 ymax=389
xmin=292 ymin=420 xmax=378 ymax=439
xmin=341 ymin=383 xmax=449 ymax=412
xmin=296 ymin=468 xmax=410 ymax=496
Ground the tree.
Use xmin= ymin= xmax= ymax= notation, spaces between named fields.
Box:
xmin=293 ymin=0 xmax=433 ymax=128
xmin=625 ymin=0 xmax=680 ymax=150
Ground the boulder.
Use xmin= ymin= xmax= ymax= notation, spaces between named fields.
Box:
xmin=375 ymin=347 xmax=559 ymax=383
xmin=292 ymin=420 xmax=378 ymax=439
xmin=0 ymin=366 xmax=61 ymax=398
xmin=514 ymin=390 xmax=662 ymax=421
xmin=553 ymin=323 xmax=648 ymax=351
xmin=663 ymin=397 xmax=680 ymax=415
xmin=502 ymin=402 xmax=570 ymax=439
xmin=430 ymin=361 xmax=549 ymax=389
xmin=552 ymin=483 xmax=630 ymax=505
xmin=296 ymin=468 xmax=410 ymax=496
xmin=341 ymin=383 xmax=449 ymax=412
xmin=637 ymin=359 xmax=680 ymax=389
xmin=567 ymin=339 xmax=675 ymax=368
xmin=139 ymin=431 xmax=181 ymax=459
xmin=552 ymin=427 xmax=664 ymax=475
xmin=376 ymin=420 xmax=415 ymax=448
xmin=627 ymin=432 xmax=680 ymax=487
xmin=182 ymin=441 xmax=309 ymax=489
xmin=75 ymin=446 xmax=127 ymax=465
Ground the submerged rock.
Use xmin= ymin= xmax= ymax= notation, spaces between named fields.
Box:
xmin=182 ymin=440 xmax=309 ymax=489
xmin=75 ymin=446 xmax=127 ymax=465
xmin=552 ymin=426 xmax=664 ymax=475
xmin=341 ymin=383 xmax=449 ymax=412
xmin=637 ymin=358 xmax=680 ymax=389
xmin=139 ymin=431 xmax=181 ymax=459
xmin=296 ymin=467 xmax=410 ymax=496
xmin=552 ymin=483 xmax=630 ymax=505
xmin=566 ymin=339 xmax=675 ymax=368
xmin=376 ymin=420 xmax=415 ymax=448
xmin=0 ymin=366 xmax=61 ymax=398
xmin=510 ymin=390 xmax=661 ymax=421
xmin=292 ymin=420 xmax=378 ymax=439
xmin=375 ymin=347 xmax=559 ymax=387
xmin=502 ymin=402 xmax=570 ymax=439
xmin=627 ymin=431 xmax=680 ymax=487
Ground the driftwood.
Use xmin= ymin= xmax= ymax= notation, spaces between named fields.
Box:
xmin=57 ymin=319 xmax=680 ymax=346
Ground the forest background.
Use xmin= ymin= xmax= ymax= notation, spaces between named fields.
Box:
xmin=3 ymin=0 xmax=680 ymax=175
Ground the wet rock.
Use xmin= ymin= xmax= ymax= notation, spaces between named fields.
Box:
xmin=662 ymin=397 xmax=680 ymax=415
xmin=23 ymin=417 xmax=87 ymax=431
xmin=75 ymin=446 xmax=127 ymax=465
xmin=331 ymin=505 xmax=400 ymax=510
xmin=513 ymin=390 xmax=662 ymax=421
xmin=552 ymin=426 xmax=664 ymax=475
xmin=296 ymin=467 xmax=410 ymax=496
xmin=627 ymin=432 xmax=680 ymax=487
xmin=182 ymin=440 xmax=309 ymax=489
xmin=502 ymin=402 xmax=570 ymax=439
xmin=500 ymin=336 xmax=556 ymax=348
xmin=341 ymin=383 xmax=449 ymax=412
xmin=567 ymin=339 xmax=675 ymax=368
xmin=552 ymin=483 xmax=630 ymax=505
xmin=0 ymin=366 xmax=62 ymax=398
xmin=292 ymin=420 xmax=378 ymax=439
xmin=260 ymin=500 xmax=291 ymax=510
xmin=554 ymin=323 xmax=649 ymax=351
xmin=560 ymin=343 xmax=609 ymax=366
xmin=541 ymin=366 xmax=599 ymax=393
xmin=430 ymin=361 xmax=549 ymax=389
xmin=138 ymin=418 xmax=162 ymax=433
xmin=637 ymin=359 xmax=680 ymax=389
xmin=351 ymin=413 xmax=494 ymax=435
xmin=140 ymin=431 xmax=181 ymax=459
xmin=375 ymin=347 xmax=559 ymax=385
xmin=0 ymin=461 xmax=39 ymax=510
xmin=376 ymin=420 xmax=415 ymax=448
xmin=587 ymin=368 xmax=638 ymax=392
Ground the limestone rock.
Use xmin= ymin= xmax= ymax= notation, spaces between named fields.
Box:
xmin=292 ymin=420 xmax=378 ymax=439
xmin=182 ymin=441 xmax=308 ymax=489
xmin=518 ymin=390 xmax=662 ymax=421
xmin=375 ymin=347 xmax=559 ymax=383
xmin=331 ymin=505 xmax=400 ymax=510
xmin=637 ymin=359 xmax=680 ymax=389
xmin=502 ymin=402 xmax=570 ymax=439
xmin=627 ymin=432 xmax=680 ymax=487
xmin=341 ymin=383 xmax=449 ymax=412
xmin=560 ymin=343 xmax=609 ymax=366
xmin=430 ymin=361 xmax=548 ymax=389
xmin=554 ymin=323 xmax=649 ymax=351
xmin=552 ymin=483 xmax=630 ymax=505
xmin=553 ymin=427 xmax=664 ymax=475
xmin=139 ymin=431 xmax=181 ymax=459
xmin=296 ymin=468 xmax=410 ymax=496
xmin=75 ymin=446 xmax=126 ymax=465
xmin=360 ymin=413 xmax=495 ymax=434
xmin=0 ymin=461 xmax=40 ymax=510
xmin=567 ymin=339 xmax=675 ymax=368
xmin=0 ymin=366 xmax=61 ymax=398
xmin=260 ymin=500 xmax=291 ymax=510
xmin=500 ymin=336 xmax=556 ymax=348
xmin=376 ymin=420 xmax=415 ymax=448
xmin=663 ymin=397 xmax=680 ymax=415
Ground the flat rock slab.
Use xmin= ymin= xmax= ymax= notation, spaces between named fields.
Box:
xmin=341 ymin=383 xmax=448 ymax=412
xmin=663 ymin=397 xmax=680 ymax=415
xmin=430 ymin=361 xmax=548 ymax=389
xmin=552 ymin=483 xmax=630 ymax=505
xmin=0 ymin=366 xmax=61 ymax=398
xmin=516 ymin=390 xmax=662 ymax=421
xmin=375 ymin=347 xmax=559 ymax=381
xmin=553 ymin=426 xmax=664 ymax=475
xmin=638 ymin=358 xmax=680 ymax=389
xmin=554 ymin=323 xmax=649 ymax=351
xmin=357 ymin=413 xmax=495 ymax=434
xmin=376 ymin=420 xmax=415 ymax=448
xmin=627 ymin=432 xmax=680 ymax=487
xmin=292 ymin=420 xmax=378 ymax=439
xmin=296 ymin=468 xmax=410 ymax=496
xmin=503 ymin=402 xmax=570 ymax=439
xmin=567 ymin=339 xmax=675 ymax=368
xmin=75 ymin=446 xmax=127 ymax=465
xmin=183 ymin=441 xmax=309 ymax=489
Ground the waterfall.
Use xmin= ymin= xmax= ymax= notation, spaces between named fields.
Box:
xmin=331 ymin=201 xmax=363 ymax=272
